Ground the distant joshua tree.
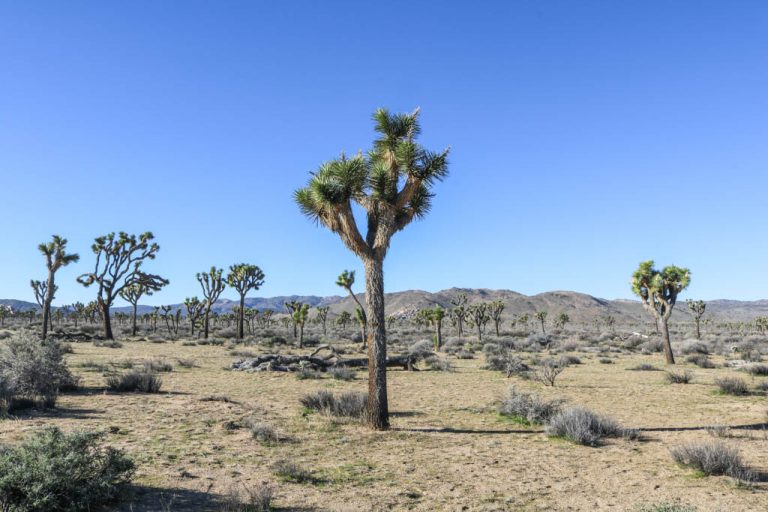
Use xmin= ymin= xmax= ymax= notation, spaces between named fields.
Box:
xmin=293 ymin=302 xmax=310 ymax=348
xmin=554 ymin=312 xmax=570 ymax=330
xmin=284 ymin=300 xmax=302 ymax=339
xmin=197 ymin=266 xmax=226 ymax=339
xmin=431 ymin=306 xmax=446 ymax=351
xmin=315 ymin=306 xmax=330 ymax=336
xmin=535 ymin=311 xmax=548 ymax=334
xmin=77 ymin=232 xmax=162 ymax=340
xmin=36 ymin=235 xmax=79 ymax=339
xmin=488 ymin=300 xmax=505 ymax=337
xmin=119 ymin=275 xmax=169 ymax=336
xmin=184 ymin=297 xmax=205 ymax=337
xmin=631 ymin=260 xmax=691 ymax=365
xmin=468 ymin=303 xmax=489 ymax=342
xmin=295 ymin=108 xmax=449 ymax=430
xmin=226 ymin=263 xmax=265 ymax=339
xmin=450 ymin=294 xmax=468 ymax=337
xmin=686 ymin=299 xmax=706 ymax=340
xmin=517 ymin=313 xmax=530 ymax=334
xmin=336 ymin=270 xmax=367 ymax=345
xmin=336 ymin=310 xmax=352 ymax=332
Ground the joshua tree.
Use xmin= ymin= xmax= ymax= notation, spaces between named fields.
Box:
xmin=535 ymin=311 xmax=548 ymax=334
xmin=631 ymin=260 xmax=691 ymax=365
xmin=30 ymin=280 xmax=52 ymax=329
xmin=77 ymin=232 xmax=162 ymax=340
xmin=315 ymin=306 xmax=330 ymax=336
xmin=36 ymin=236 xmax=79 ymax=339
xmin=431 ymin=306 xmax=445 ymax=351
xmin=284 ymin=301 xmax=302 ymax=339
xmin=225 ymin=263 xmax=265 ymax=339
xmin=295 ymin=108 xmax=449 ymax=430
xmin=197 ymin=266 xmax=226 ymax=339
xmin=119 ymin=275 xmax=168 ymax=336
xmin=517 ymin=313 xmax=530 ymax=334
xmin=450 ymin=294 xmax=468 ymax=337
xmin=0 ymin=305 xmax=10 ymax=326
xmin=468 ymin=303 xmax=489 ymax=342
xmin=336 ymin=310 xmax=352 ymax=332
xmin=184 ymin=297 xmax=205 ymax=337
xmin=554 ymin=312 xmax=570 ymax=330
xmin=336 ymin=270 xmax=366 ymax=344
xmin=488 ymin=300 xmax=505 ymax=337
xmin=686 ymin=299 xmax=706 ymax=340
xmin=293 ymin=302 xmax=310 ymax=348
xmin=603 ymin=314 xmax=616 ymax=332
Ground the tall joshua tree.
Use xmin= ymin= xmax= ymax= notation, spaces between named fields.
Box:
xmin=184 ymin=297 xmax=205 ymax=337
xmin=119 ymin=274 xmax=169 ymax=336
xmin=468 ymin=303 xmax=489 ymax=342
xmin=36 ymin=236 xmax=79 ymax=339
xmin=295 ymin=108 xmax=449 ymax=430
xmin=535 ymin=311 xmax=548 ymax=334
xmin=197 ymin=267 xmax=226 ymax=339
xmin=336 ymin=270 xmax=367 ymax=346
xmin=631 ymin=260 xmax=691 ymax=365
xmin=225 ymin=264 xmax=265 ymax=339
xmin=450 ymin=294 xmax=468 ymax=337
xmin=77 ymin=232 xmax=162 ymax=340
xmin=488 ymin=300 xmax=505 ymax=337
xmin=686 ymin=299 xmax=706 ymax=340
xmin=316 ymin=306 xmax=330 ymax=336
xmin=431 ymin=306 xmax=445 ymax=351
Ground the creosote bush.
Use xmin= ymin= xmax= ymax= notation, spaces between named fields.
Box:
xmin=685 ymin=354 xmax=716 ymax=369
xmin=546 ymin=406 xmax=639 ymax=446
xmin=0 ymin=426 xmax=135 ymax=512
xmin=670 ymin=442 xmax=754 ymax=481
xmin=299 ymin=390 xmax=367 ymax=419
xmin=665 ymin=370 xmax=693 ymax=384
xmin=328 ymin=367 xmax=355 ymax=381
xmin=498 ymin=386 xmax=564 ymax=425
xmin=714 ymin=377 xmax=749 ymax=396
xmin=105 ymin=371 xmax=163 ymax=393
xmin=533 ymin=359 xmax=565 ymax=386
xmin=0 ymin=333 xmax=77 ymax=411
xmin=630 ymin=363 xmax=660 ymax=371
xmin=271 ymin=459 xmax=314 ymax=483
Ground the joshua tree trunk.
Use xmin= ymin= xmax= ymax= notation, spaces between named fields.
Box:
xmin=476 ymin=322 xmax=482 ymax=342
xmin=658 ymin=316 xmax=675 ymax=365
xmin=694 ymin=318 xmax=701 ymax=340
xmin=435 ymin=321 xmax=442 ymax=351
xmin=99 ymin=300 xmax=114 ymax=340
xmin=364 ymin=256 xmax=388 ymax=430
xmin=203 ymin=307 xmax=211 ymax=339
xmin=131 ymin=304 xmax=138 ymax=336
xmin=237 ymin=295 xmax=245 ymax=339
xmin=41 ymin=273 xmax=55 ymax=340
xmin=299 ymin=323 xmax=305 ymax=348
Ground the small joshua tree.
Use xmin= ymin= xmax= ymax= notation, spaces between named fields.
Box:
xmin=554 ymin=312 xmax=570 ymax=331
xmin=488 ymin=300 xmax=505 ymax=337
xmin=535 ymin=311 xmax=548 ymax=334
xmin=119 ymin=275 xmax=168 ymax=336
xmin=36 ymin=236 xmax=79 ymax=340
xmin=284 ymin=300 xmax=301 ymax=339
xmin=336 ymin=270 xmax=366 ymax=344
xmin=431 ymin=306 xmax=445 ymax=351
xmin=197 ymin=267 xmax=226 ymax=339
xmin=631 ymin=260 xmax=691 ymax=365
xmin=450 ymin=294 xmax=468 ymax=337
xmin=686 ymin=299 xmax=706 ymax=340
xmin=468 ymin=303 xmax=489 ymax=342
xmin=315 ymin=306 xmax=330 ymax=336
xmin=184 ymin=297 xmax=205 ymax=337
xmin=225 ymin=264 xmax=265 ymax=339
xmin=77 ymin=232 xmax=162 ymax=340
xmin=293 ymin=302 xmax=310 ymax=348
xmin=336 ymin=311 xmax=351 ymax=332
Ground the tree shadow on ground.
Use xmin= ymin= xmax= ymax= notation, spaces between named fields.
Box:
xmin=9 ymin=406 xmax=104 ymax=420
xmin=116 ymin=484 xmax=321 ymax=512
xmin=392 ymin=426 xmax=538 ymax=434
xmin=637 ymin=422 xmax=768 ymax=432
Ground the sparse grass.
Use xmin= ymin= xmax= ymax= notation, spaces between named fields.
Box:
xmin=638 ymin=504 xmax=697 ymax=512
xmin=175 ymin=358 xmax=197 ymax=368
xmin=328 ymin=366 xmax=356 ymax=381
xmin=498 ymin=385 xmax=565 ymax=425
xmin=271 ymin=459 xmax=315 ymax=484
xmin=105 ymin=371 xmax=163 ymax=393
xmin=299 ymin=390 xmax=367 ymax=419
xmin=629 ymin=363 xmax=660 ymax=371
xmin=94 ymin=339 xmax=123 ymax=348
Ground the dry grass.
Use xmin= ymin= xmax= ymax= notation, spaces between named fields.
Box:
xmin=0 ymin=338 xmax=766 ymax=511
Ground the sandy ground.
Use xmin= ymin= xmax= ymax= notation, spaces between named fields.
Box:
xmin=1 ymin=339 xmax=766 ymax=512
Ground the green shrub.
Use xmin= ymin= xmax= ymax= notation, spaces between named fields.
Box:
xmin=105 ymin=371 xmax=162 ymax=393
xmin=0 ymin=426 xmax=135 ymax=512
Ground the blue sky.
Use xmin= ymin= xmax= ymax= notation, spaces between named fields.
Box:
xmin=1 ymin=1 xmax=768 ymax=306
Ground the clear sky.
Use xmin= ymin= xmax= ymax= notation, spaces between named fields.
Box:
xmin=1 ymin=1 xmax=768 ymax=307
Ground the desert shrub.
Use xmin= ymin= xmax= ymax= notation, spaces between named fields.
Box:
xmin=546 ymin=406 xmax=638 ymax=446
xmin=181 ymin=340 xmax=197 ymax=346
xmin=0 ymin=426 xmax=135 ymax=512
xmin=271 ymin=459 xmax=314 ymax=483
xmin=201 ymin=395 xmax=232 ymax=403
xmin=408 ymin=340 xmax=434 ymax=360
xmin=714 ymin=377 xmax=749 ymax=396
xmin=685 ymin=354 xmax=716 ymax=369
xmin=527 ymin=333 xmax=552 ymax=349
xmin=111 ymin=359 xmax=134 ymax=369
xmin=328 ymin=367 xmax=355 ymax=381
xmin=142 ymin=359 xmax=173 ymax=372
xmin=94 ymin=339 xmax=123 ymax=348
xmin=706 ymin=425 xmax=732 ymax=438
xmin=599 ymin=357 xmax=613 ymax=364
xmin=756 ymin=380 xmax=768 ymax=392
xmin=425 ymin=355 xmax=453 ymax=371
xmin=175 ymin=358 xmax=196 ymax=368
xmin=498 ymin=386 xmax=564 ymax=424
xmin=638 ymin=504 xmax=696 ymax=512
xmin=681 ymin=341 xmax=709 ymax=355
xmin=299 ymin=390 xmax=367 ymax=419
xmin=559 ymin=355 xmax=582 ymax=366
xmin=744 ymin=364 xmax=768 ymax=376
xmin=105 ymin=371 xmax=162 ymax=393
xmin=455 ymin=349 xmax=474 ymax=359
xmin=295 ymin=368 xmax=323 ymax=380
xmin=243 ymin=418 xmax=283 ymax=444
xmin=670 ymin=442 xmax=754 ymax=481
xmin=484 ymin=350 xmax=529 ymax=377
xmin=665 ymin=370 xmax=693 ymax=384
xmin=640 ymin=339 xmax=663 ymax=353
xmin=533 ymin=359 xmax=565 ymax=386
xmin=629 ymin=363 xmax=659 ymax=371
xmin=230 ymin=349 xmax=258 ymax=358
xmin=0 ymin=334 xmax=76 ymax=410
xmin=222 ymin=483 xmax=275 ymax=512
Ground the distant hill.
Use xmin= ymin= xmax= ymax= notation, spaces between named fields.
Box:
xmin=4 ymin=290 xmax=768 ymax=324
